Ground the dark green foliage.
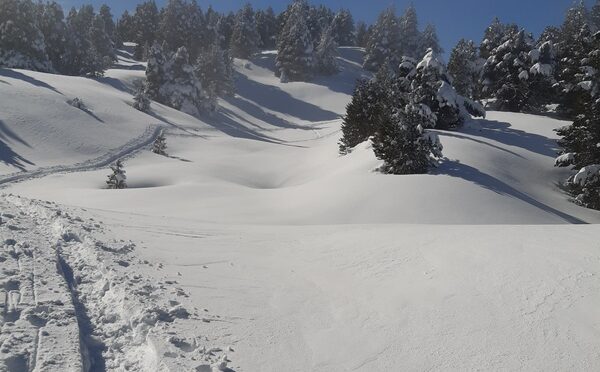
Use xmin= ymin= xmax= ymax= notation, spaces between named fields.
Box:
xmin=338 ymin=79 xmax=387 ymax=154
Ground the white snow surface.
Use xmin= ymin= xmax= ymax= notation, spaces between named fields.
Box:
xmin=1 ymin=47 xmax=600 ymax=371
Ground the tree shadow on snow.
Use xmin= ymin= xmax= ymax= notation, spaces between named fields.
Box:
xmin=206 ymin=107 xmax=307 ymax=148
xmin=436 ymin=160 xmax=586 ymax=224
xmin=0 ymin=68 xmax=62 ymax=95
xmin=95 ymin=76 xmax=132 ymax=93
xmin=233 ymin=72 xmax=339 ymax=122
xmin=463 ymin=119 xmax=559 ymax=158
xmin=438 ymin=131 xmax=526 ymax=159
xmin=0 ymin=120 xmax=34 ymax=171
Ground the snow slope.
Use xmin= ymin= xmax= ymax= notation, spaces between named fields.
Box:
xmin=1 ymin=47 xmax=600 ymax=371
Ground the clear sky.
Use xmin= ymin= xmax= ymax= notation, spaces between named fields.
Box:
xmin=56 ymin=0 xmax=596 ymax=57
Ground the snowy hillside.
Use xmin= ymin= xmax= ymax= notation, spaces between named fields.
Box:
xmin=1 ymin=47 xmax=600 ymax=371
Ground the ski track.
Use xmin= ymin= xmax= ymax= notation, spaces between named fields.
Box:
xmin=0 ymin=195 xmax=233 ymax=372
xmin=0 ymin=124 xmax=164 ymax=189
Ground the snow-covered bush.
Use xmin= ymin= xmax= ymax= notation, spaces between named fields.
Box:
xmin=152 ymin=131 xmax=168 ymax=156
xmin=106 ymin=159 xmax=127 ymax=189
xmin=68 ymin=97 xmax=85 ymax=109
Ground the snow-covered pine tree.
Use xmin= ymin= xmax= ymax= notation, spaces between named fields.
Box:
xmin=275 ymin=0 xmax=315 ymax=82
xmin=62 ymin=5 xmax=106 ymax=76
xmin=363 ymin=7 xmax=400 ymax=72
xmin=255 ymin=6 xmax=278 ymax=50
xmin=152 ymin=131 xmax=168 ymax=156
xmin=315 ymin=24 xmax=339 ymax=75
xmin=89 ymin=13 xmax=115 ymax=69
xmin=556 ymin=3 xmax=597 ymax=117
xmin=145 ymin=43 xmax=209 ymax=115
xmin=36 ymin=1 xmax=67 ymax=72
xmin=355 ymin=21 xmax=369 ymax=48
xmin=116 ymin=10 xmax=134 ymax=44
xmin=371 ymin=99 xmax=443 ymax=175
xmin=145 ymin=42 xmax=166 ymax=100
xmin=230 ymin=3 xmax=260 ymax=59
xmin=132 ymin=1 xmax=159 ymax=60
xmin=592 ymin=0 xmax=600 ymax=31
xmin=133 ymin=83 xmax=151 ymax=112
xmin=195 ymin=40 xmax=235 ymax=103
xmin=218 ymin=12 xmax=235 ymax=49
xmin=447 ymin=39 xmax=480 ymax=99
xmin=479 ymin=18 xmax=518 ymax=60
xmin=398 ymin=4 xmax=421 ymax=59
xmin=159 ymin=46 xmax=207 ymax=116
xmin=159 ymin=0 xmax=189 ymax=53
xmin=418 ymin=24 xmax=442 ymax=58
xmin=331 ymin=9 xmax=356 ymax=46
xmin=106 ymin=160 xmax=127 ymax=189
xmin=527 ymin=40 xmax=557 ymax=110
xmin=338 ymin=78 xmax=389 ymax=154
xmin=98 ymin=4 xmax=115 ymax=42
xmin=481 ymin=29 xmax=538 ymax=112
xmin=409 ymin=49 xmax=484 ymax=129
xmin=555 ymin=96 xmax=600 ymax=210
xmin=0 ymin=0 xmax=51 ymax=71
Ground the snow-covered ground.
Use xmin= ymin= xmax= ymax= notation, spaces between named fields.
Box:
xmin=1 ymin=48 xmax=600 ymax=371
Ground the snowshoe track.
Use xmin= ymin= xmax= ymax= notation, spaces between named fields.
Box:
xmin=0 ymin=124 xmax=164 ymax=188
xmin=0 ymin=195 xmax=233 ymax=372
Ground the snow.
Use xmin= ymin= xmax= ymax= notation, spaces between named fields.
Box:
xmin=573 ymin=164 xmax=600 ymax=185
xmin=530 ymin=62 xmax=552 ymax=76
xmin=1 ymin=47 xmax=600 ymax=370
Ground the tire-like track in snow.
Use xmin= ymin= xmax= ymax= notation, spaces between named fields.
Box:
xmin=0 ymin=124 xmax=164 ymax=188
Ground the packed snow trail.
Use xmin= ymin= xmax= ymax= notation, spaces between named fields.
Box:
xmin=0 ymin=125 xmax=164 ymax=188
xmin=0 ymin=194 xmax=234 ymax=372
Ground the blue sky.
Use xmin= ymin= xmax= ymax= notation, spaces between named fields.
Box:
xmin=57 ymin=0 xmax=596 ymax=57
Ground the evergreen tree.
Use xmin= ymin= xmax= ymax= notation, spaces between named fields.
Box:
xmin=158 ymin=0 xmax=188 ymax=52
xmin=447 ymin=39 xmax=480 ymax=99
xmin=398 ymin=4 xmax=421 ymax=59
xmin=315 ymin=24 xmax=339 ymax=75
xmin=363 ymin=7 xmax=400 ymax=72
xmin=355 ymin=21 xmax=369 ymax=48
xmin=195 ymin=40 xmax=235 ymax=103
xmin=592 ymin=0 xmax=600 ymax=31
xmin=481 ymin=29 xmax=539 ymax=112
xmin=116 ymin=10 xmax=134 ymax=44
xmin=479 ymin=18 xmax=518 ymax=60
xmin=411 ymin=49 xmax=466 ymax=129
xmin=0 ymin=0 xmax=51 ymax=71
xmin=255 ymin=6 xmax=277 ymax=50
xmin=133 ymin=83 xmax=151 ymax=112
xmin=145 ymin=45 xmax=208 ymax=116
xmin=338 ymin=79 xmax=388 ymax=154
xmin=556 ymin=96 xmax=600 ymax=209
xmin=98 ymin=4 xmax=115 ymax=41
xmin=132 ymin=0 xmax=159 ymax=60
xmin=230 ymin=3 xmax=260 ymax=59
xmin=418 ymin=24 xmax=442 ymax=57
xmin=556 ymin=3 xmax=596 ymax=117
xmin=63 ymin=5 xmax=106 ymax=76
xmin=275 ymin=0 xmax=315 ymax=82
xmin=36 ymin=1 xmax=67 ymax=72
xmin=152 ymin=131 xmax=168 ymax=155
xmin=218 ymin=12 xmax=235 ymax=49
xmin=106 ymin=160 xmax=127 ymax=189
xmin=89 ymin=13 xmax=115 ymax=67
xmin=372 ymin=100 xmax=443 ymax=175
xmin=331 ymin=9 xmax=356 ymax=46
